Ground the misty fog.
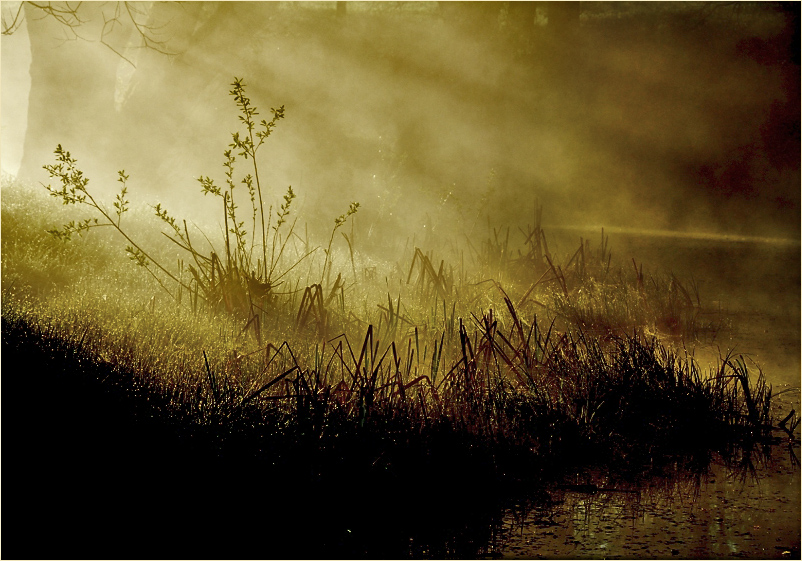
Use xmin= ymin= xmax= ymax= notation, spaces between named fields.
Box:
xmin=2 ymin=8 xmax=800 ymax=556
xmin=2 ymin=2 xmax=799 ymax=252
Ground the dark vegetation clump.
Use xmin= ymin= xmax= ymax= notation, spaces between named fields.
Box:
xmin=2 ymin=77 xmax=798 ymax=559
xmin=1 ymin=311 xmax=505 ymax=559
xmin=1 ymin=303 xmax=794 ymax=559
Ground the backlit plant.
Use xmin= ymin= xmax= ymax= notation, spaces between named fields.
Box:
xmin=42 ymin=77 xmax=359 ymax=342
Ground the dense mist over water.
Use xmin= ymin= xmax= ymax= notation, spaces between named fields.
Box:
xmin=3 ymin=2 xmax=799 ymax=249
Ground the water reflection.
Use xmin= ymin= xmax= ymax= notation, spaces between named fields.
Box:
xmin=487 ymin=446 xmax=800 ymax=559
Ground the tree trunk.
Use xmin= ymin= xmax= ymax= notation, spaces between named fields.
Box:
xmin=18 ymin=3 xmax=123 ymax=186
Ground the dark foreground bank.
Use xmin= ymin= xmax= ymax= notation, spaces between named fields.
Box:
xmin=2 ymin=312 xmax=794 ymax=559
xmin=2 ymin=316 xmax=515 ymax=559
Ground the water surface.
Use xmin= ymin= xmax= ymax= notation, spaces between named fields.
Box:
xmin=491 ymin=450 xmax=800 ymax=559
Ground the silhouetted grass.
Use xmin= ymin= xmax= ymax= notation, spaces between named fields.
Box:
xmin=2 ymin=285 xmax=784 ymax=471
xmin=3 ymin=172 xmax=792 ymax=462
xmin=3 ymin=291 xmax=791 ymax=559
xmin=2 ymin=153 xmax=796 ymax=558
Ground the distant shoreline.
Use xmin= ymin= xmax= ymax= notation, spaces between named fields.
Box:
xmin=547 ymin=224 xmax=801 ymax=246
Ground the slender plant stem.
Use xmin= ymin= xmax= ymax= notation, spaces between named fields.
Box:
xmin=247 ymin=128 xmax=268 ymax=280
xmin=83 ymin=190 xmax=190 ymax=293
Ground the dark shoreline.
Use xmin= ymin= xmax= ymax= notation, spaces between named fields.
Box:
xmin=4 ymin=310 xmax=795 ymax=559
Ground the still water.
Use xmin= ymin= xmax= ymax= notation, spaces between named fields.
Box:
xmin=488 ymin=451 xmax=799 ymax=559
xmin=485 ymin=230 xmax=801 ymax=558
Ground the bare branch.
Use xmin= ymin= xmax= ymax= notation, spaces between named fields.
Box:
xmin=123 ymin=1 xmax=176 ymax=57
xmin=1 ymin=2 xmax=25 ymax=35
xmin=6 ymin=1 xmax=178 ymax=65
xmin=28 ymin=2 xmax=86 ymax=30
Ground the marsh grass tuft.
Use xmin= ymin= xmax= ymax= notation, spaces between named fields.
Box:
xmin=3 ymin=276 xmax=789 ymax=476
xmin=40 ymin=79 xmax=359 ymax=345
